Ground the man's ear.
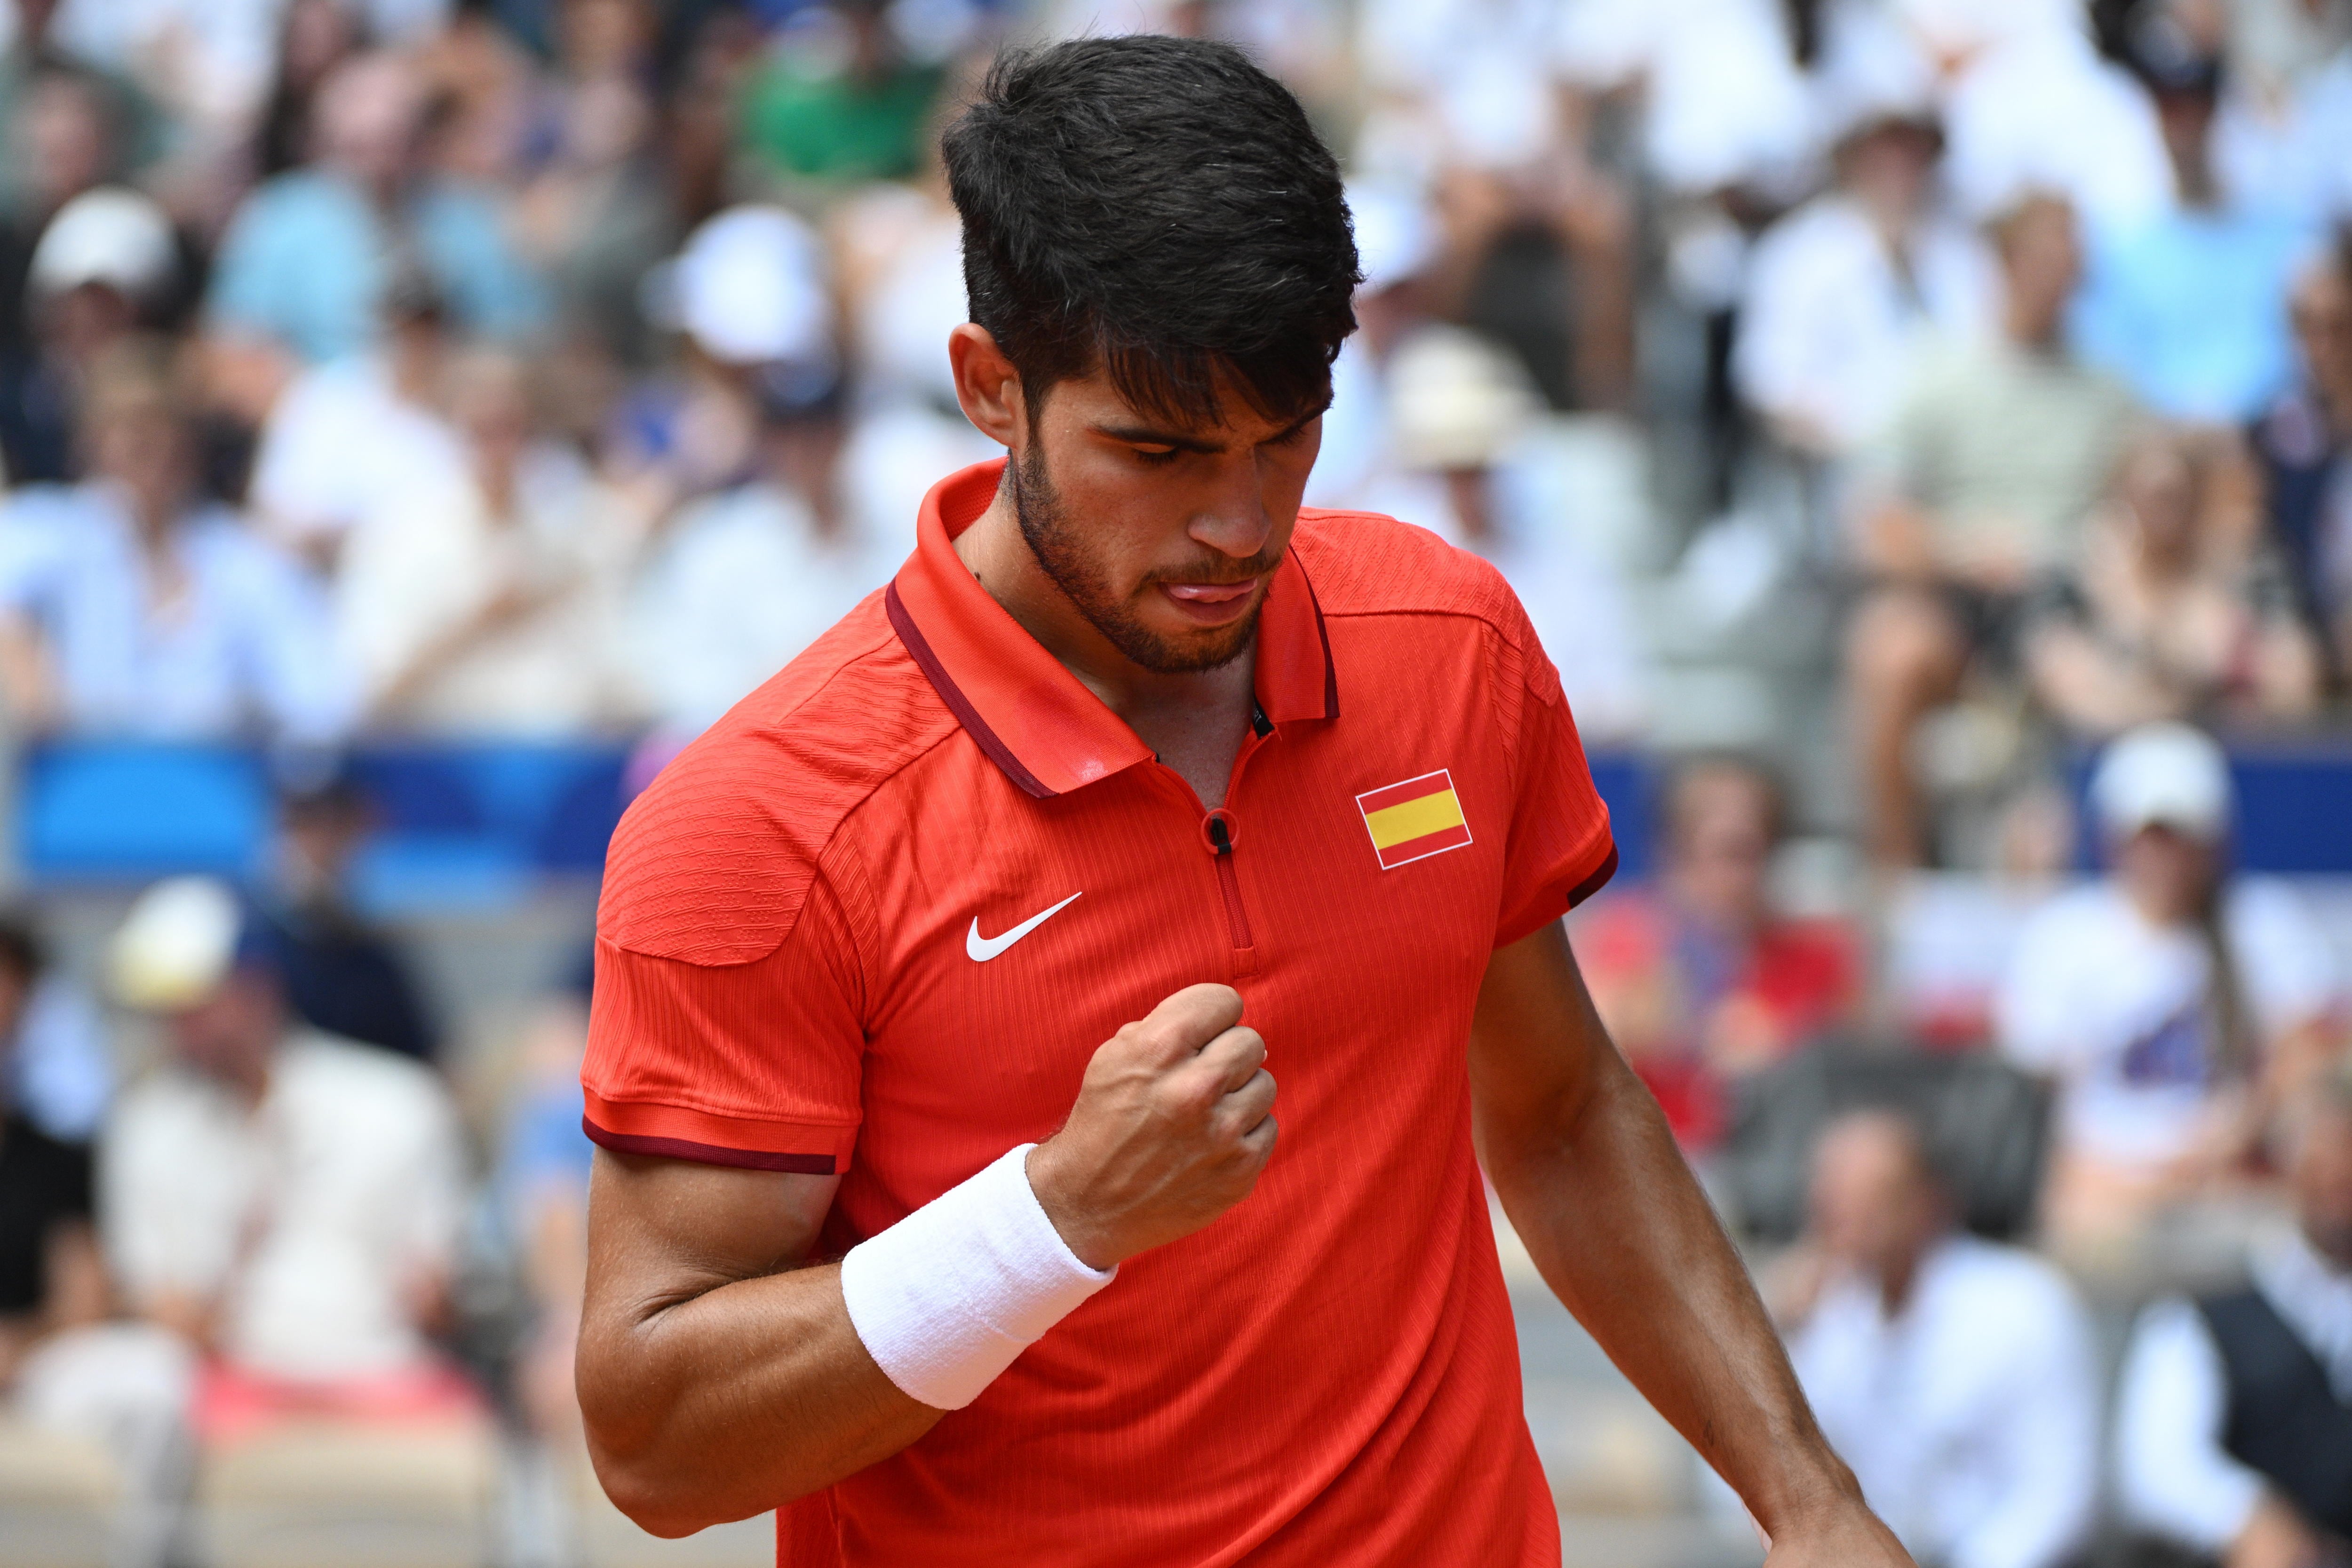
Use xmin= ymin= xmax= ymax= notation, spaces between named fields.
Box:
xmin=948 ymin=324 xmax=1024 ymax=449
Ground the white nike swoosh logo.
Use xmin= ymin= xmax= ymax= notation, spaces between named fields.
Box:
xmin=967 ymin=892 xmax=1083 ymax=961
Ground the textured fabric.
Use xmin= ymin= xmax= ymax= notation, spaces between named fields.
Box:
xmin=583 ymin=459 xmax=1616 ymax=1566
xmin=839 ymin=1145 xmax=1115 ymax=1411
xmin=2201 ymin=1286 xmax=2352 ymax=1539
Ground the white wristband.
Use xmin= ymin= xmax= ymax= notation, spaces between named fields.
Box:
xmin=838 ymin=1144 xmax=1115 ymax=1410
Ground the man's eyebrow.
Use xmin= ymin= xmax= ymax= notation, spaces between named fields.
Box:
xmin=1092 ymin=398 xmax=1331 ymax=454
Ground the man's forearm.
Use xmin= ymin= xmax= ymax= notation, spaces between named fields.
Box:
xmin=578 ymin=1261 xmax=941 ymax=1535
xmin=1483 ymin=1056 xmax=1860 ymax=1539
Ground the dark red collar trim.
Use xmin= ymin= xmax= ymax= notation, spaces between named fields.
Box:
xmin=886 ymin=583 xmax=1057 ymax=799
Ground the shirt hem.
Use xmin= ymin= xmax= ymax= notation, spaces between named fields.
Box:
xmin=581 ymin=1119 xmax=840 ymax=1175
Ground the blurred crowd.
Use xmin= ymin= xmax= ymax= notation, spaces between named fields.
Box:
xmin=0 ymin=0 xmax=2344 ymax=1565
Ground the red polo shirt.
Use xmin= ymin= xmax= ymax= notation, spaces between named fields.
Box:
xmin=583 ymin=459 xmax=1617 ymax=1566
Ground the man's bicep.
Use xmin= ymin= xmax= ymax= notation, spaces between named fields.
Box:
xmin=587 ymin=1148 xmax=842 ymax=1314
xmin=1468 ymin=919 xmax=1621 ymax=1143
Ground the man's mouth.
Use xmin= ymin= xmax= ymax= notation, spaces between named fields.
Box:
xmin=1158 ymin=577 xmax=1263 ymax=625
xmin=1164 ymin=581 xmax=1256 ymax=604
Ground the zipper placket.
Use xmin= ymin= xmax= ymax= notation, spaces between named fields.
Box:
xmin=1203 ymin=810 xmax=1257 ymax=975
xmin=1168 ymin=701 xmax=1272 ymax=978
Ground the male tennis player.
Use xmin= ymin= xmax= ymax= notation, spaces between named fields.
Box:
xmin=576 ymin=35 xmax=1913 ymax=1568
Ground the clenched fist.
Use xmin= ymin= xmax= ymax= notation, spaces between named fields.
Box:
xmin=1026 ymin=984 xmax=1277 ymax=1270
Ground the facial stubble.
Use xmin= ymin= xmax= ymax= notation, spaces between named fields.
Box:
xmin=1009 ymin=444 xmax=1270 ymax=676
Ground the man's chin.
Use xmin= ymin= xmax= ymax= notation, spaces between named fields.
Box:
xmin=1120 ymin=609 xmax=1259 ymax=675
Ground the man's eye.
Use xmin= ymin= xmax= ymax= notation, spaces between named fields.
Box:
xmin=1132 ymin=446 xmax=1182 ymax=466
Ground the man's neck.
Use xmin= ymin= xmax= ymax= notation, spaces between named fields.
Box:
xmin=1876 ymin=1236 xmax=1941 ymax=1318
xmin=953 ymin=486 xmax=1257 ymax=805
xmin=2003 ymin=308 xmax=2064 ymax=356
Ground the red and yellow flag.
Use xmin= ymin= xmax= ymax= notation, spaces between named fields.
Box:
xmin=1356 ymin=769 xmax=1472 ymax=869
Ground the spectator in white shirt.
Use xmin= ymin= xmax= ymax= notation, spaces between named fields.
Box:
xmin=623 ymin=412 xmax=896 ymax=743
xmin=2115 ymin=1071 xmax=2352 ymax=1568
xmin=1735 ymin=96 xmax=1998 ymax=460
xmin=245 ymin=272 xmax=466 ymax=571
xmin=0 ymin=337 xmax=354 ymax=743
xmin=99 ymin=876 xmax=478 ymax=1429
xmin=1998 ymin=724 xmax=2345 ymax=1265
xmin=336 ymin=346 xmax=638 ymax=735
xmin=1770 ymin=1109 xmax=2102 ymax=1568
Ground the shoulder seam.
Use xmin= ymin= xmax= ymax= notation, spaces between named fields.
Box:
xmin=1318 ymin=602 xmax=1542 ymax=660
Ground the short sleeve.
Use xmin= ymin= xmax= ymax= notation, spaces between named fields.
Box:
xmin=1492 ymin=613 xmax=1617 ymax=948
xmin=583 ymin=851 xmax=868 ymax=1176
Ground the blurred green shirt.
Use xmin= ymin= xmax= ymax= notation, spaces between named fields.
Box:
xmin=1863 ymin=336 xmax=2143 ymax=574
xmin=741 ymin=60 xmax=944 ymax=185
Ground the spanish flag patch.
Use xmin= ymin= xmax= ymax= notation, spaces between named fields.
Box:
xmin=1356 ymin=769 xmax=1473 ymax=869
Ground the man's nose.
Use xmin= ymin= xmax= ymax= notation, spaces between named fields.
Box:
xmin=1186 ymin=453 xmax=1274 ymax=560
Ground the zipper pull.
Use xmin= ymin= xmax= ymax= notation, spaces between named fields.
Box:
xmin=1202 ymin=809 xmax=1238 ymax=856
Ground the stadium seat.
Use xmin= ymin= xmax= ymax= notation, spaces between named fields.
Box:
xmin=18 ymin=743 xmax=270 ymax=883
xmin=566 ymin=1450 xmax=774 ymax=1568
xmin=0 ymin=1419 xmax=119 ymax=1568
xmin=1718 ymin=1043 xmax=2054 ymax=1244
xmin=194 ymin=1419 xmax=499 ymax=1568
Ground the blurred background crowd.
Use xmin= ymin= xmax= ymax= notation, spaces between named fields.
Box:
xmin=0 ymin=0 xmax=2345 ymax=1565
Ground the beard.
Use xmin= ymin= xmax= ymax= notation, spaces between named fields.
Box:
xmin=1009 ymin=441 xmax=1275 ymax=675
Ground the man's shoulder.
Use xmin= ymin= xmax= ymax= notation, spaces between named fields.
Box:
xmin=1290 ymin=509 xmax=1531 ymax=648
xmin=601 ymin=594 xmax=959 ymax=964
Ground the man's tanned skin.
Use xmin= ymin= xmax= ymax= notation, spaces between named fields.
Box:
xmin=579 ymin=322 xmax=1907 ymax=1566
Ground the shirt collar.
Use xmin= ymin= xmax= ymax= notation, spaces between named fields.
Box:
xmin=885 ymin=458 xmax=1338 ymax=798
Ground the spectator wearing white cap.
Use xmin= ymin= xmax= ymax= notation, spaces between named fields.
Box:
xmin=613 ymin=204 xmax=894 ymax=741
xmin=1996 ymin=724 xmax=2345 ymax=1265
xmin=608 ymin=203 xmax=842 ymax=518
xmin=99 ymin=876 xmax=480 ymax=1443
xmin=0 ymin=182 xmax=176 ymax=485
xmin=0 ymin=337 xmax=355 ymax=744
xmin=336 ymin=345 xmax=638 ymax=735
